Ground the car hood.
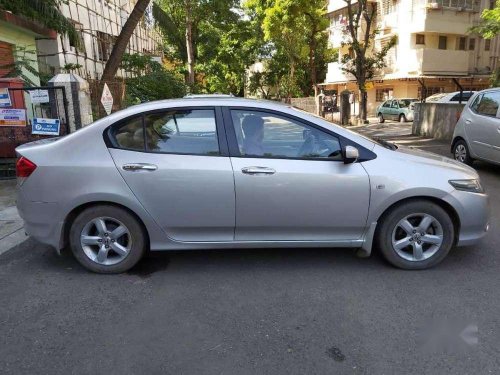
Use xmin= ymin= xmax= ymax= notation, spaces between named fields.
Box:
xmin=394 ymin=145 xmax=479 ymax=177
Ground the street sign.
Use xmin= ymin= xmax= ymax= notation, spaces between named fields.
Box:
xmin=29 ymin=89 xmax=50 ymax=104
xmin=0 ymin=109 xmax=26 ymax=126
xmin=0 ymin=88 xmax=11 ymax=107
xmin=101 ymin=83 xmax=113 ymax=115
xmin=32 ymin=118 xmax=60 ymax=135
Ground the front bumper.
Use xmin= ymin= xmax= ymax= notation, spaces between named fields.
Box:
xmin=444 ymin=189 xmax=489 ymax=247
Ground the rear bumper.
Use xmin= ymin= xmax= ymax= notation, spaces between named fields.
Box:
xmin=16 ymin=192 xmax=63 ymax=250
xmin=444 ymin=190 xmax=489 ymax=247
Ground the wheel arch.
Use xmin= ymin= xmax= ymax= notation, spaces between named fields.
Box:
xmin=373 ymin=196 xmax=460 ymax=248
xmin=60 ymin=201 xmax=151 ymax=251
xmin=451 ymin=136 xmax=466 ymax=153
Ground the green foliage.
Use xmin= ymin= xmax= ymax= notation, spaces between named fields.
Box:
xmin=121 ymin=54 xmax=186 ymax=105
xmin=470 ymin=0 xmax=500 ymax=39
xmin=0 ymin=0 xmax=80 ymax=48
xmin=62 ymin=63 xmax=82 ymax=73
xmin=0 ymin=46 xmax=40 ymax=86
xmin=244 ymin=0 xmax=333 ymax=98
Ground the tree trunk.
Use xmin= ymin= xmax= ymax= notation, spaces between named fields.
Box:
xmin=100 ymin=0 xmax=150 ymax=84
xmin=309 ymin=31 xmax=317 ymax=97
xmin=185 ymin=0 xmax=195 ymax=88
xmin=359 ymin=88 xmax=368 ymax=123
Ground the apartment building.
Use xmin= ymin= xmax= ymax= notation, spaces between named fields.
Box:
xmin=322 ymin=0 xmax=500 ymax=115
xmin=36 ymin=0 xmax=163 ymax=80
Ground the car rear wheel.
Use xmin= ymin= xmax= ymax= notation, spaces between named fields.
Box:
xmin=376 ymin=200 xmax=454 ymax=270
xmin=378 ymin=113 xmax=385 ymax=123
xmin=399 ymin=114 xmax=407 ymax=123
xmin=453 ymin=139 xmax=474 ymax=165
xmin=69 ymin=205 xmax=146 ymax=273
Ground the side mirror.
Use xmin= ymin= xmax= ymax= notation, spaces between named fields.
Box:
xmin=343 ymin=145 xmax=359 ymax=164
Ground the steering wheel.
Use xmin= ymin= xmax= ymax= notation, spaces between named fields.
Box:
xmin=298 ymin=131 xmax=330 ymax=157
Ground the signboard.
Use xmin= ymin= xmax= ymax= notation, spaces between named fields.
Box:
xmin=101 ymin=83 xmax=113 ymax=115
xmin=29 ymin=89 xmax=50 ymax=104
xmin=0 ymin=109 xmax=27 ymax=127
xmin=0 ymin=88 xmax=11 ymax=107
xmin=365 ymin=82 xmax=374 ymax=90
xmin=32 ymin=118 xmax=60 ymax=135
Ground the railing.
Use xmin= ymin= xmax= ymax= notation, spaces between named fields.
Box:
xmin=425 ymin=0 xmax=480 ymax=11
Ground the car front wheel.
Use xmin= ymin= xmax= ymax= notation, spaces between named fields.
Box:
xmin=399 ymin=114 xmax=407 ymax=123
xmin=453 ymin=139 xmax=474 ymax=165
xmin=69 ymin=205 xmax=146 ymax=273
xmin=378 ymin=113 xmax=385 ymax=123
xmin=376 ymin=200 xmax=454 ymax=270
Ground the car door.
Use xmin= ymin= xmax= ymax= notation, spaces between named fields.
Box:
xmin=107 ymin=107 xmax=235 ymax=242
xmin=464 ymin=91 xmax=500 ymax=162
xmin=390 ymin=100 xmax=400 ymax=120
xmin=380 ymin=100 xmax=391 ymax=118
xmin=224 ymin=108 xmax=370 ymax=241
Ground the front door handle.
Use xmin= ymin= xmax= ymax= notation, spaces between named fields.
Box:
xmin=242 ymin=166 xmax=276 ymax=175
xmin=465 ymin=119 xmax=472 ymax=124
xmin=122 ymin=163 xmax=157 ymax=171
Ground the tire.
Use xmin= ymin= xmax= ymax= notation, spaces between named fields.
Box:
xmin=378 ymin=113 xmax=385 ymax=123
xmin=453 ymin=139 xmax=474 ymax=165
xmin=376 ymin=200 xmax=454 ymax=270
xmin=399 ymin=114 xmax=407 ymax=123
xmin=69 ymin=205 xmax=146 ymax=274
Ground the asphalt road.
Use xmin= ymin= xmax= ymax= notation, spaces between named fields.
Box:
xmin=1 ymin=124 xmax=499 ymax=374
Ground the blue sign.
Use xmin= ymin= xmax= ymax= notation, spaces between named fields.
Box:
xmin=32 ymin=118 xmax=60 ymax=136
xmin=0 ymin=88 xmax=11 ymax=107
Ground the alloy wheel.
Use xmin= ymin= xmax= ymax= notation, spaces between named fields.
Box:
xmin=80 ymin=217 xmax=132 ymax=265
xmin=455 ymin=144 xmax=467 ymax=163
xmin=391 ymin=213 xmax=444 ymax=262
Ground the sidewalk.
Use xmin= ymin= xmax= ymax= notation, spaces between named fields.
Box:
xmin=0 ymin=179 xmax=26 ymax=255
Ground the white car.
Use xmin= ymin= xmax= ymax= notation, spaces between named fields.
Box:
xmin=425 ymin=91 xmax=476 ymax=103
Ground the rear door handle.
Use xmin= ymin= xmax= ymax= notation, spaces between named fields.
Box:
xmin=465 ymin=119 xmax=471 ymax=124
xmin=241 ymin=166 xmax=276 ymax=175
xmin=122 ymin=163 xmax=157 ymax=171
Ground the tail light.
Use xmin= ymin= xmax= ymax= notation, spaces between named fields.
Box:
xmin=16 ymin=157 xmax=37 ymax=178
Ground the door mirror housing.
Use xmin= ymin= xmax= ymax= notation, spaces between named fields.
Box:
xmin=343 ymin=145 xmax=359 ymax=164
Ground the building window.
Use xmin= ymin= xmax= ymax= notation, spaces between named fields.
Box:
xmin=457 ymin=37 xmax=466 ymax=51
xmin=69 ymin=20 xmax=85 ymax=53
xmin=96 ymin=31 xmax=116 ymax=61
xmin=468 ymin=38 xmax=476 ymax=50
xmin=490 ymin=0 xmax=495 ymax=9
xmin=485 ymin=39 xmax=491 ymax=51
xmin=416 ymin=34 xmax=425 ymax=45
xmin=438 ymin=36 xmax=447 ymax=50
xmin=376 ymin=88 xmax=393 ymax=102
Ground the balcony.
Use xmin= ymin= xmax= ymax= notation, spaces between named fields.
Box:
xmin=327 ymin=0 xmax=376 ymax=13
xmin=325 ymin=62 xmax=354 ymax=83
xmin=414 ymin=48 xmax=470 ymax=75
xmin=410 ymin=0 xmax=479 ymax=34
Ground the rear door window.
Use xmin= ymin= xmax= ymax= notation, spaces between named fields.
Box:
xmin=472 ymin=92 xmax=500 ymax=117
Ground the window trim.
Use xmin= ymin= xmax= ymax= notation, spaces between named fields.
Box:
xmin=103 ymin=106 xmax=229 ymax=157
xmin=221 ymin=106 xmax=377 ymax=163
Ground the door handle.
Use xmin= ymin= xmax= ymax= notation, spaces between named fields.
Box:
xmin=122 ymin=163 xmax=157 ymax=171
xmin=465 ymin=119 xmax=471 ymax=124
xmin=241 ymin=166 xmax=276 ymax=175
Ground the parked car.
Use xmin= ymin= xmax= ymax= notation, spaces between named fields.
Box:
xmin=451 ymin=88 xmax=500 ymax=165
xmin=16 ymin=97 xmax=488 ymax=273
xmin=425 ymin=91 xmax=476 ymax=103
xmin=376 ymin=98 xmax=418 ymax=123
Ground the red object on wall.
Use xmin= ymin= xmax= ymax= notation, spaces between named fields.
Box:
xmin=0 ymin=41 xmax=14 ymax=78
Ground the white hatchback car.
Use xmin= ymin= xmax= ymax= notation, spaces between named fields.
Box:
xmin=452 ymin=88 xmax=500 ymax=165
xmin=426 ymin=91 xmax=476 ymax=104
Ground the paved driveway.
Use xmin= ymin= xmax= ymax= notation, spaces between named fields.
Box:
xmin=1 ymin=124 xmax=499 ymax=374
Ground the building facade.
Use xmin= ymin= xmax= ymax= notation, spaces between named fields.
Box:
xmin=36 ymin=0 xmax=163 ymax=81
xmin=323 ymin=0 xmax=500 ymax=115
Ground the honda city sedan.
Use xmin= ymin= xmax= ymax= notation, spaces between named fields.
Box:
xmin=16 ymin=97 xmax=488 ymax=273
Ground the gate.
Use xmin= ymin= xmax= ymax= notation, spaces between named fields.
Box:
xmin=0 ymin=85 xmax=69 ymax=161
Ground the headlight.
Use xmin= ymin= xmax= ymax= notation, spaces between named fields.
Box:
xmin=449 ymin=179 xmax=484 ymax=193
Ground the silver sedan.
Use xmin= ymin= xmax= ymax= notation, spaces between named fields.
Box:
xmin=16 ymin=97 xmax=489 ymax=273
